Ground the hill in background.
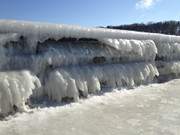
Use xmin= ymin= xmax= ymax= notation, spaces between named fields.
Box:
xmin=107 ymin=21 xmax=180 ymax=35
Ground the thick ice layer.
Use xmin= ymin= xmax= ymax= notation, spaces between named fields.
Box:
xmin=155 ymin=42 xmax=180 ymax=60
xmin=0 ymin=20 xmax=179 ymax=66
xmin=156 ymin=61 xmax=180 ymax=75
xmin=44 ymin=63 xmax=159 ymax=102
xmin=0 ymin=71 xmax=41 ymax=116
xmin=0 ymin=20 xmax=180 ymax=47
xmin=0 ymin=33 xmax=20 ymax=45
xmin=2 ymin=38 xmax=158 ymax=75
xmin=0 ymin=33 xmax=20 ymax=68
xmin=101 ymin=39 xmax=157 ymax=61
xmin=0 ymin=20 xmax=179 ymax=68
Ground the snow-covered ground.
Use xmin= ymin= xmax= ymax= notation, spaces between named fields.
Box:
xmin=0 ymin=79 xmax=180 ymax=135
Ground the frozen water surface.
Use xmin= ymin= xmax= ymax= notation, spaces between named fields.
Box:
xmin=0 ymin=79 xmax=180 ymax=135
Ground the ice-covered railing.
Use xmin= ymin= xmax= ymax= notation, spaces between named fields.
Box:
xmin=2 ymin=39 xmax=157 ymax=72
xmin=0 ymin=20 xmax=180 ymax=44
xmin=1 ymin=20 xmax=180 ymax=117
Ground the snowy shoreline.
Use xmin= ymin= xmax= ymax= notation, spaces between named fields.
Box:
xmin=1 ymin=79 xmax=180 ymax=135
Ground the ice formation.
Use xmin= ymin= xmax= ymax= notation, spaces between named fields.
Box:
xmin=157 ymin=61 xmax=180 ymax=75
xmin=45 ymin=63 xmax=158 ymax=102
xmin=0 ymin=20 xmax=180 ymax=116
xmin=0 ymin=71 xmax=40 ymax=116
xmin=0 ymin=20 xmax=180 ymax=45
xmin=100 ymin=39 xmax=157 ymax=61
xmin=155 ymin=42 xmax=180 ymax=60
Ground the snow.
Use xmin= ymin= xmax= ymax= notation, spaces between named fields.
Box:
xmin=0 ymin=79 xmax=180 ymax=135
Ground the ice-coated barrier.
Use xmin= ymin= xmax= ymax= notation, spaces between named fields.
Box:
xmin=0 ymin=20 xmax=180 ymax=116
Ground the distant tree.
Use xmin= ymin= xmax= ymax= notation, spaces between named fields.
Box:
xmin=107 ymin=21 xmax=180 ymax=35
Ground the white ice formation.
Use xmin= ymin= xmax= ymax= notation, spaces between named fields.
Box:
xmin=155 ymin=42 xmax=180 ymax=60
xmin=45 ymin=63 xmax=158 ymax=102
xmin=0 ymin=71 xmax=40 ymax=116
xmin=0 ymin=20 xmax=180 ymax=116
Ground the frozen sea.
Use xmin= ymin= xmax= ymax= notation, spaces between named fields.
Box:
xmin=0 ymin=79 xmax=180 ymax=135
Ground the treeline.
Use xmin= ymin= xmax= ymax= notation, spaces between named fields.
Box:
xmin=107 ymin=21 xmax=180 ymax=35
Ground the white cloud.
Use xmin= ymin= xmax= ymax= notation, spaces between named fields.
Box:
xmin=136 ymin=0 xmax=159 ymax=9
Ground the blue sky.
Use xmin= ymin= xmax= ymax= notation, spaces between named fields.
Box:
xmin=0 ymin=0 xmax=179 ymax=27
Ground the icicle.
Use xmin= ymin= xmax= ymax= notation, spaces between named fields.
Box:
xmin=87 ymin=76 xmax=101 ymax=94
xmin=45 ymin=71 xmax=68 ymax=102
xmin=45 ymin=63 xmax=159 ymax=102
xmin=66 ymin=78 xmax=79 ymax=102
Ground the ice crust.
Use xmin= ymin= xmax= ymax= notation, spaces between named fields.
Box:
xmin=0 ymin=20 xmax=180 ymax=45
xmin=0 ymin=20 xmax=180 ymax=116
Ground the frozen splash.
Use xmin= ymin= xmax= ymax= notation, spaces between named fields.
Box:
xmin=0 ymin=71 xmax=40 ymax=116
xmin=44 ymin=63 xmax=158 ymax=102
xmin=0 ymin=20 xmax=180 ymax=116
xmin=100 ymin=39 xmax=157 ymax=61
